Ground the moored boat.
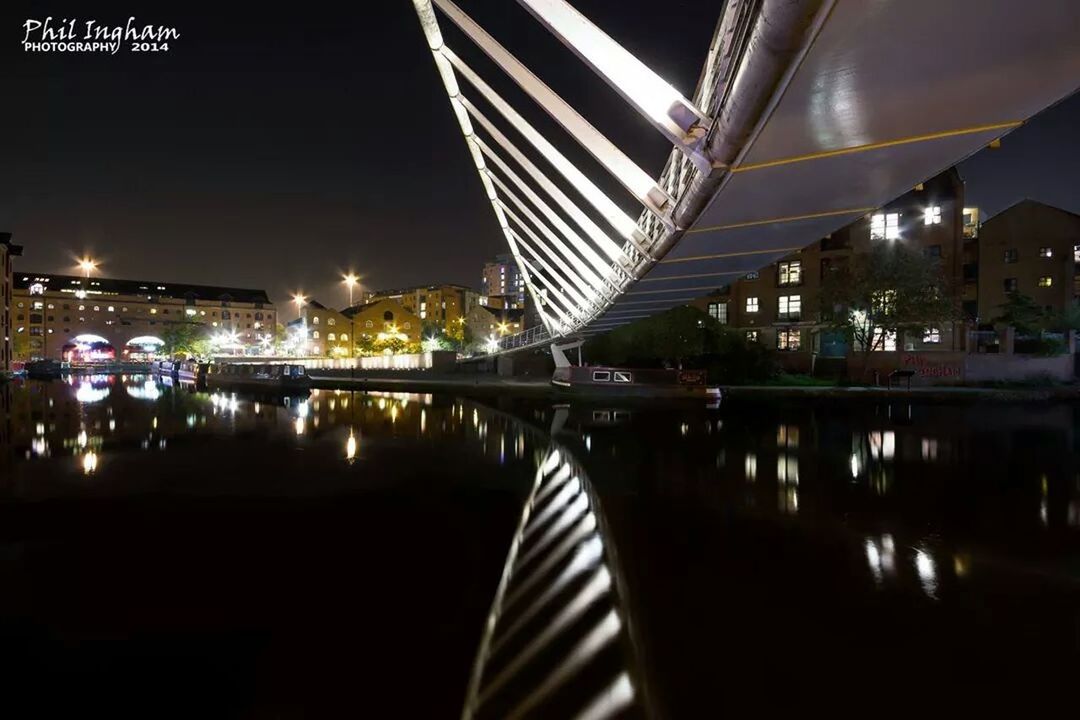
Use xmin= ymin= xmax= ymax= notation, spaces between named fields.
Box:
xmin=551 ymin=365 xmax=721 ymax=401
xmin=154 ymin=359 xmax=180 ymax=378
xmin=177 ymin=360 xmax=208 ymax=383
xmin=206 ymin=362 xmax=312 ymax=392
xmin=25 ymin=359 xmax=67 ymax=379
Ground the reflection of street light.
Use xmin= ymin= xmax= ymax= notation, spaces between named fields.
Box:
xmin=292 ymin=292 xmax=306 ymax=320
xmin=345 ymin=429 xmax=357 ymax=463
xmin=78 ymin=257 xmax=98 ymax=278
xmin=343 ymin=273 xmax=359 ymax=307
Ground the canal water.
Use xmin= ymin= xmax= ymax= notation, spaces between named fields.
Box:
xmin=1 ymin=375 xmax=1078 ymax=716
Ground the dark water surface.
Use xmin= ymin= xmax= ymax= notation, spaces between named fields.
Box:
xmin=1 ymin=375 xmax=1078 ymax=717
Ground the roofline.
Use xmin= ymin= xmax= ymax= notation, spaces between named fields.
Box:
xmin=982 ymin=198 xmax=1080 ymax=223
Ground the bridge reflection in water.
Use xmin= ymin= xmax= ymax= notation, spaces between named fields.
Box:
xmin=2 ymin=377 xmax=1080 ymax=715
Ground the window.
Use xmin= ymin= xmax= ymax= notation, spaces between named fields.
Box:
xmin=744 ymin=271 xmax=759 ymax=280
xmin=707 ymin=302 xmax=728 ymax=324
xmin=745 ymin=297 xmax=759 ymax=313
xmin=923 ymin=328 xmax=941 ymax=344
xmin=312 ymin=316 xmax=319 ymax=325
xmin=340 ymin=333 xmax=348 ymax=342
xmin=1074 ymin=244 xmax=1080 ymax=263
xmin=383 ymin=311 xmax=394 ymax=321
xmin=777 ymin=295 xmax=801 ymax=321
xmin=870 ymin=212 xmax=900 ymax=240
xmin=1004 ymin=278 xmax=1018 ymax=293
xmin=592 ymin=370 xmax=610 ymax=382
xmin=1038 ymin=276 xmax=1053 ymax=288
xmin=1004 ymin=249 xmax=1018 ymax=263
xmin=1039 ymin=247 xmax=1053 ymax=258
xmin=613 ymin=371 xmax=632 ymax=383
xmin=312 ymin=331 xmax=320 ymax=339
xmin=777 ymin=260 xmax=802 ymax=287
xmin=365 ymin=320 xmax=373 ymax=328
xmin=745 ymin=330 xmax=758 ymax=343
xmin=872 ymin=328 xmax=897 ymax=352
xmin=149 ymin=308 xmax=157 ymax=314
xmin=403 ymin=322 xmax=411 ymax=330
xmin=327 ymin=333 xmax=336 ymax=341
xmin=924 ymin=205 xmax=942 ymax=225
xmin=777 ymin=328 xmax=801 ymax=351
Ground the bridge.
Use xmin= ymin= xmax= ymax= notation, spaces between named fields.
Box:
xmin=413 ymin=0 xmax=1080 ymax=354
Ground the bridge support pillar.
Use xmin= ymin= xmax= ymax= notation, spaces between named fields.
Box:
xmin=551 ymin=340 xmax=585 ymax=369
xmin=496 ymin=354 xmax=514 ymax=377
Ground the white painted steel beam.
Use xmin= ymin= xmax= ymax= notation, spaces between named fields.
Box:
xmin=483 ymin=159 xmax=611 ymax=299
xmin=443 ymin=48 xmax=653 ymax=256
xmin=509 ymin=228 xmax=592 ymax=316
xmin=514 ymin=0 xmax=711 ymax=170
xmin=462 ymin=96 xmax=629 ymax=266
xmin=497 ymin=197 xmax=600 ymax=310
xmin=430 ymin=0 xmax=674 ymax=224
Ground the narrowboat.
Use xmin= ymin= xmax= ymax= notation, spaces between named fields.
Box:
xmin=155 ymin=359 xmax=180 ymax=378
xmin=206 ymin=362 xmax=312 ymax=392
xmin=25 ymin=359 xmax=67 ymax=379
xmin=177 ymin=361 xmax=209 ymax=383
xmin=551 ymin=366 xmax=721 ymax=401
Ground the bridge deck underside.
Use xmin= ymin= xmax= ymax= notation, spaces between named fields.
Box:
xmin=585 ymin=0 xmax=1080 ymax=335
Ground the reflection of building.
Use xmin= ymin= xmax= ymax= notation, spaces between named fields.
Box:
xmin=481 ymin=253 xmax=525 ymax=310
xmin=1 ymin=233 xmax=23 ymax=372
xmin=11 ymin=272 xmax=276 ymax=360
xmin=363 ymin=283 xmax=479 ymax=334
xmin=975 ymin=200 xmax=1080 ymax=322
xmin=691 ymin=168 xmax=969 ymax=368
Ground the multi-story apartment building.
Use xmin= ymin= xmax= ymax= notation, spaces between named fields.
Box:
xmin=692 ymin=169 xmax=973 ymax=368
xmin=363 ymin=284 xmax=479 ymax=334
xmin=481 ymin=253 xmax=525 ymax=310
xmin=976 ymin=200 xmax=1080 ymax=322
xmin=11 ymin=272 xmax=276 ymax=360
xmin=1 ymin=233 xmax=23 ymax=373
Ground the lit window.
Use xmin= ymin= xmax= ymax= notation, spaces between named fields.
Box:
xmin=1038 ymin=276 xmax=1053 ymax=288
xmin=107 ymin=306 xmax=114 ymax=312
xmin=746 ymin=297 xmax=759 ymax=313
xmin=327 ymin=333 xmax=336 ymax=341
xmin=745 ymin=330 xmax=758 ymax=343
xmin=923 ymin=328 xmax=941 ymax=344
xmin=707 ymin=302 xmax=728 ymax=324
xmin=1039 ymin=247 xmax=1053 ymax=258
xmin=777 ymin=260 xmax=801 ymax=287
xmin=149 ymin=308 xmax=157 ymax=314
xmin=185 ymin=308 xmax=197 ymax=316
xmin=313 ymin=316 xmax=319 ymax=325
xmin=1074 ymin=244 xmax=1080 ymax=263
xmin=340 ymin=333 xmax=348 ymax=342
xmin=778 ymin=295 xmax=801 ymax=321
xmin=403 ymin=322 xmax=411 ymax=330
xmin=777 ymin=328 xmax=801 ymax=351
xmin=93 ymin=305 xmax=100 ymax=311
xmin=872 ymin=328 xmax=897 ymax=352
xmin=313 ymin=331 xmax=320 ymax=339
xmin=924 ymin=205 xmax=942 ymax=225
xmin=328 ymin=318 xmax=336 ymax=326
xmin=1004 ymin=249 xmax=1018 ymax=263
xmin=744 ymin=271 xmax=759 ymax=280
xmin=870 ymin=212 xmax=901 ymax=240
xmin=365 ymin=320 xmax=373 ymax=328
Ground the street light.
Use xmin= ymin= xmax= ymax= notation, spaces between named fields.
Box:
xmin=292 ymin=292 xmax=306 ymax=320
xmin=343 ymin=273 xmax=359 ymax=307
xmin=78 ymin=257 xmax=98 ymax=279
xmin=497 ymin=322 xmax=510 ymax=335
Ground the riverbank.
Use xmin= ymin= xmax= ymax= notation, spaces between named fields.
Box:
xmin=720 ymin=384 xmax=1080 ymax=402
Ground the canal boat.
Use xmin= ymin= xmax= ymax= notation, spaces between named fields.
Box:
xmin=155 ymin=359 xmax=180 ymax=378
xmin=206 ymin=362 xmax=312 ymax=392
xmin=25 ymin=359 xmax=68 ymax=379
xmin=177 ymin=361 xmax=209 ymax=383
xmin=551 ymin=365 xmax=721 ymax=401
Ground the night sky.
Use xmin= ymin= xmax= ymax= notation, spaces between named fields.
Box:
xmin=3 ymin=2 xmax=1078 ymax=308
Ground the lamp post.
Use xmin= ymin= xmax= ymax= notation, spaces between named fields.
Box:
xmin=292 ymin=292 xmax=306 ymax=321
xmin=343 ymin=273 xmax=359 ymax=308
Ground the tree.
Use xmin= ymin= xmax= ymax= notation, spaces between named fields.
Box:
xmin=994 ymin=292 xmax=1050 ymax=335
xmin=819 ymin=241 xmax=957 ymax=373
xmin=160 ymin=322 xmax=210 ymax=358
